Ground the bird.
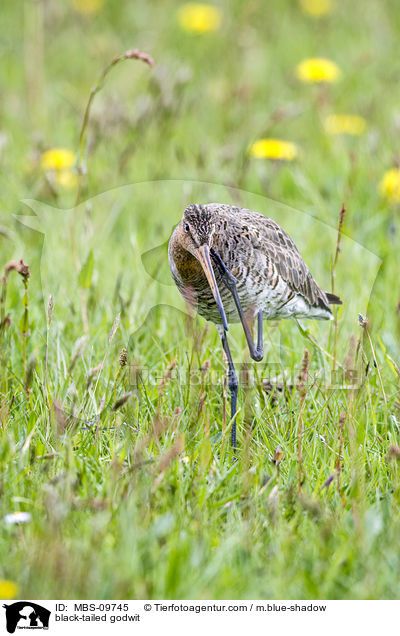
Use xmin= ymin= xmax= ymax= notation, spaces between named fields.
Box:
xmin=168 ymin=203 xmax=342 ymax=450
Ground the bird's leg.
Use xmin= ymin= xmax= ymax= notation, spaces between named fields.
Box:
xmin=218 ymin=326 xmax=239 ymax=450
xmin=211 ymin=248 xmax=264 ymax=362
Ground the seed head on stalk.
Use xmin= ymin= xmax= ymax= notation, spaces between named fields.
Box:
xmin=71 ymin=48 xmax=154 ymax=335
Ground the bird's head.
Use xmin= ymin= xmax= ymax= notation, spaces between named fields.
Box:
xmin=179 ymin=203 xmax=216 ymax=252
xmin=177 ymin=203 xmax=228 ymax=330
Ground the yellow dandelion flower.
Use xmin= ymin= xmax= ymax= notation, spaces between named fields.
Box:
xmin=40 ymin=148 xmax=77 ymax=189
xmin=41 ymin=148 xmax=75 ymax=171
xmin=0 ymin=579 xmax=19 ymax=600
xmin=296 ymin=58 xmax=341 ymax=83
xmin=380 ymin=168 xmax=400 ymax=204
xmin=299 ymin=0 xmax=333 ymax=17
xmin=248 ymin=138 xmax=299 ymax=161
xmin=71 ymin=0 xmax=105 ymax=16
xmin=324 ymin=114 xmax=366 ymax=136
xmin=177 ymin=3 xmax=222 ymax=33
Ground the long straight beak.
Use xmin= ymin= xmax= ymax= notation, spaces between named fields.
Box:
xmin=197 ymin=244 xmax=229 ymax=331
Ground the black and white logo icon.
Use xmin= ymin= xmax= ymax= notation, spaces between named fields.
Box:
xmin=2 ymin=602 xmax=51 ymax=633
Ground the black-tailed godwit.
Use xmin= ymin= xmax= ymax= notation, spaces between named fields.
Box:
xmin=168 ymin=203 xmax=341 ymax=449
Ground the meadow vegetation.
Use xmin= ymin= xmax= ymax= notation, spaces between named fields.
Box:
xmin=1 ymin=0 xmax=400 ymax=599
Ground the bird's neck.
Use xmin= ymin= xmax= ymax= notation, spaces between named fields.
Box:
xmin=170 ymin=231 xmax=205 ymax=282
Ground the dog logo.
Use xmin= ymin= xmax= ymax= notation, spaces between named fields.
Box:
xmin=2 ymin=602 xmax=51 ymax=633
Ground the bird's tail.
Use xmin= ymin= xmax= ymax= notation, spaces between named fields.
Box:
xmin=325 ymin=292 xmax=342 ymax=305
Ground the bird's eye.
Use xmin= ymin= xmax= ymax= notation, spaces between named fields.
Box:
xmin=184 ymin=223 xmax=190 ymax=233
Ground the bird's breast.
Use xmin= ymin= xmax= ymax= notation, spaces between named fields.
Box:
xmin=168 ymin=231 xmax=292 ymax=325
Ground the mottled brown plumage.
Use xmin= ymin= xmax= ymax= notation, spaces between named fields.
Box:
xmin=169 ymin=203 xmax=341 ymax=325
xmin=168 ymin=203 xmax=342 ymax=450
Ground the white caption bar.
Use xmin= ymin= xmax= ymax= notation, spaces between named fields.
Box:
xmin=1 ymin=600 xmax=398 ymax=635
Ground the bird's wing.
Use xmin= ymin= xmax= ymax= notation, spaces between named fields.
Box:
xmin=253 ymin=214 xmax=331 ymax=310
xmin=215 ymin=206 xmax=331 ymax=311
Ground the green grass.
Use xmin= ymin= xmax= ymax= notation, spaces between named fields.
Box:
xmin=1 ymin=0 xmax=400 ymax=599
